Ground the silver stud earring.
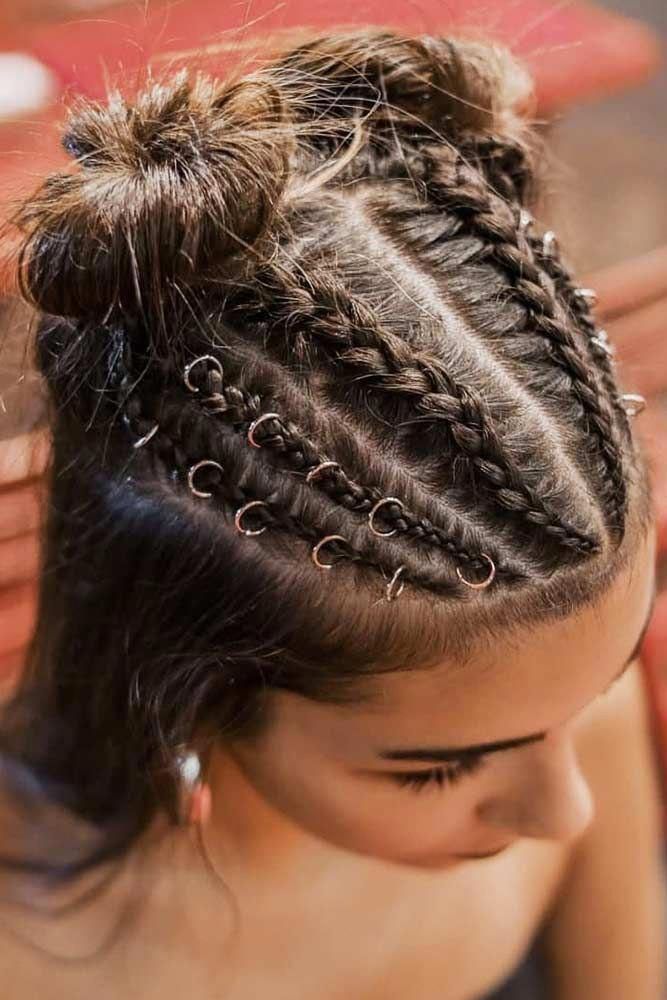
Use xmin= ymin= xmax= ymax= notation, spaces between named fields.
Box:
xmin=177 ymin=750 xmax=201 ymax=788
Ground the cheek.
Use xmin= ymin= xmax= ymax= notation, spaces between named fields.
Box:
xmin=245 ymin=752 xmax=480 ymax=861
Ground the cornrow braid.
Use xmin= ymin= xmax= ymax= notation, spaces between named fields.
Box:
xmin=227 ymin=259 xmax=602 ymax=558
xmin=419 ymin=148 xmax=629 ymax=544
xmin=127 ymin=389 xmax=397 ymax=588
xmin=459 ymin=133 xmax=534 ymax=205
xmin=451 ymin=131 xmax=633 ymax=436
xmin=120 ymin=358 xmax=529 ymax=600
xmin=525 ymin=223 xmax=632 ymax=434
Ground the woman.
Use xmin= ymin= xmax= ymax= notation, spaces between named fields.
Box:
xmin=0 ymin=27 xmax=664 ymax=999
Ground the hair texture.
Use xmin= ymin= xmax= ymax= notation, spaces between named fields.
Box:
xmin=0 ymin=28 xmax=654 ymax=895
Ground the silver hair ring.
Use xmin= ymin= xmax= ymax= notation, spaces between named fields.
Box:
xmin=183 ymin=355 xmax=224 ymax=393
xmin=132 ymin=422 xmax=160 ymax=449
xmin=456 ymin=554 xmax=496 ymax=590
xmin=591 ymin=331 xmax=616 ymax=357
xmin=386 ymin=565 xmax=406 ymax=602
xmin=518 ymin=209 xmax=534 ymax=232
xmin=368 ymin=497 xmax=405 ymax=537
xmin=305 ymin=461 xmax=342 ymax=484
xmin=234 ymin=500 xmax=269 ymax=536
xmin=311 ymin=534 xmax=348 ymax=569
xmin=619 ymin=393 xmax=647 ymax=417
xmin=188 ymin=460 xmax=224 ymax=498
xmin=542 ymin=231 xmax=558 ymax=257
xmin=575 ymin=288 xmax=599 ymax=308
xmin=247 ymin=412 xmax=281 ymax=448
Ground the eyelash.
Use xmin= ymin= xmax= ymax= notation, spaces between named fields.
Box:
xmin=391 ymin=755 xmax=487 ymax=793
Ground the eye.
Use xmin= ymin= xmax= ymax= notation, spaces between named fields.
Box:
xmin=391 ymin=755 xmax=487 ymax=793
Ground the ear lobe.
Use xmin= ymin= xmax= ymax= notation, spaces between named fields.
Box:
xmin=188 ymin=782 xmax=212 ymax=825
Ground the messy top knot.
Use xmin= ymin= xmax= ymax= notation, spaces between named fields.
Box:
xmin=12 ymin=30 xmax=535 ymax=328
xmin=14 ymin=69 xmax=292 ymax=323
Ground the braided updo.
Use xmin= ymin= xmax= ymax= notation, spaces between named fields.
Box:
xmin=1 ymin=28 xmax=652 ymax=884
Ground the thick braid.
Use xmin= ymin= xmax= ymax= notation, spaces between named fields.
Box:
xmin=421 ymin=150 xmax=628 ymax=542
xmin=123 ymin=383 xmax=527 ymax=590
xmin=235 ymin=261 xmax=601 ymax=556
xmin=121 ymin=370 xmax=525 ymax=581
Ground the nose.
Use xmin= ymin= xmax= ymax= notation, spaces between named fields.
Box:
xmin=476 ymin=731 xmax=595 ymax=843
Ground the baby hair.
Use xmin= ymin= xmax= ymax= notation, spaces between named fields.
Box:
xmin=0 ymin=27 xmax=653 ymax=891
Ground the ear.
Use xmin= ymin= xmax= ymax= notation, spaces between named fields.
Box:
xmin=188 ymin=782 xmax=212 ymax=825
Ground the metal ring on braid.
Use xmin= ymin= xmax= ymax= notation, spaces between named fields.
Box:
xmin=124 ymin=388 xmax=384 ymax=572
xmin=122 ymin=383 xmax=503 ymax=600
xmin=518 ymin=215 xmax=646 ymax=422
xmin=178 ymin=354 xmax=520 ymax=590
xmin=420 ymin=149 xmax=628 ymax=545
xmin=524 ymin=218 xmax=636 ymax=428
xmin=243 ymin=259 xmax=602 ymax=558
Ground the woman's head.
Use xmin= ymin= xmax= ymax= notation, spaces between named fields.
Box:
xmin=0 ymin=28 xmax=655 ymax=883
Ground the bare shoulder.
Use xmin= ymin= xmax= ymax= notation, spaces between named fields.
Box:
xmin=539 ymin=660 xmax=667 ymax=999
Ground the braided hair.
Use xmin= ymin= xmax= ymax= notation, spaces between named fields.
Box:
xmin=0 ymin=28 xmax=653 ymax=888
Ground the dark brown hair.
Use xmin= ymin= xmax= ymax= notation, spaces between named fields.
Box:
xmin=0 ymin=27 xmax=654 ymax=890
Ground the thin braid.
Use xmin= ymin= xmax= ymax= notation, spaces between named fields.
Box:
xmin=527 ymin=229 xmax=632 ymax=434
xmin=236 ymin=261 xmax=601 ymax=556
xmin=443 ymin=132 xmax=632 ymax=441
xmin=421 ymin=150 xmax=629 ymax=542
xmin=121 ymin=369 xmax=524 ymax=581
xmin=181 ymin=377 xmax=522 ymax=581
xmin=460 ymin=133 xmax=534 ymax=205
xmin=123 ymin=383 xmax=527 ymax=590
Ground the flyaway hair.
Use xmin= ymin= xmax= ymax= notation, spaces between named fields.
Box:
xmin=0 ymin=28 xmax=653 ymax=892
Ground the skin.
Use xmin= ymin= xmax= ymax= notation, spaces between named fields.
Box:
xmin=204 ymin=520 xmax=658 ymax=878
xmin=0 ymin=535 xmax=660 ymax=997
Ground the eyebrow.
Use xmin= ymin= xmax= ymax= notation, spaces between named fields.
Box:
xmin=377 ymin=580 xmax=659 ymax=764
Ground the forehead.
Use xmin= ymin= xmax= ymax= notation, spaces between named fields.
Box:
xmin=347 ymin=528 xmax=657 ymax=745
xmin=272 ymin=525 xmax=657 ymax=759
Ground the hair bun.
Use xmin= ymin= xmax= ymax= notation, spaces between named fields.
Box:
xmin=418 ymin=36 xmax=534 ymax=136
xmin=15 ymin=69 xmax=292 ymax=322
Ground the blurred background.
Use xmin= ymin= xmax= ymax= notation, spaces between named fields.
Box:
xmin=553 ymin=0 xmax=666 ymax=266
